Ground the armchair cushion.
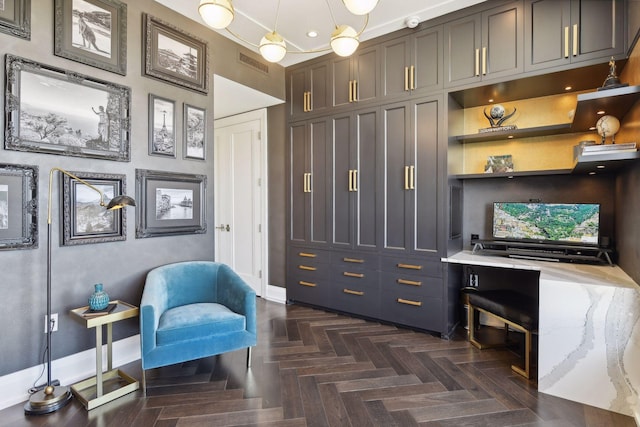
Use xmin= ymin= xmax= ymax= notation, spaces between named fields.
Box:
xmin=157 ymin=303 xmax=246 ymax=346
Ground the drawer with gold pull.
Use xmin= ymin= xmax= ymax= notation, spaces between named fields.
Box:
xmin=290 ymin=248 xmax=331 ymax=265
xmin=380 ymin=289 xmax=442 ymax=331
xmin=380 ymin=256 xmax=443 ymax=278
xmin=380 ymin=272 xmax=440 ymax=298
xmin=331 ymin=251 xmax=379 ymax=270
xmin=331 ymin=283 xmax=380 ymax=319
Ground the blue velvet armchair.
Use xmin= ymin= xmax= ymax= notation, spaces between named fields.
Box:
xmin=140 ymin=261 xmax=256 ymax=390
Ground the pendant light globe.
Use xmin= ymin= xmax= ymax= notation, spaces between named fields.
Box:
xmin=331 ymin=24 xmax=359 ymax=57
xmin=342 ymin=0 xmax=379 ymax=15
xmin=260 ymin=31 xmax=287 ymax=63
xmin=199 ymin=0 xmax=235 ymax=29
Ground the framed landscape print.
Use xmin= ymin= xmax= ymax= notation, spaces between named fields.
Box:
xmin=149 ymin=94 xmax=176 ymax=157
xmin=183 ymin=104 xmax=206 ymax=160
xmin=4 ymin=55 xmax=131 ymax=162
xmin=0 ymin=163 xmax=38 ymax=250
xmin=61 ymin=171 xmax=127 ymax=245
xmin=142 ymin=13 xmax=209 ymax=94
xmin=135 ymin=169 xmax=206 ymax=238
xmin=54 ymin=0 xmax=127 ymax=75
xmin=0 ymin=0 xmax=31 ymax=40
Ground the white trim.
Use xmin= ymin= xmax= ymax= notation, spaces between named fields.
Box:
xmin=265 ymin=284 xmax=286 ymax=304
xmin=214 ymin=109 xmax=269 ymax=298
xmin=0 ymin=335 xmax=140 ymax=411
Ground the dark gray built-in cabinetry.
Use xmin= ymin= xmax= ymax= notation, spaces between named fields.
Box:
xmin=285 ymin=0 xmax=629 ymax=338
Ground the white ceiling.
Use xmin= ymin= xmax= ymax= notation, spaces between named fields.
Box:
xmin=157 ymin=0 xmax=487 ymax=119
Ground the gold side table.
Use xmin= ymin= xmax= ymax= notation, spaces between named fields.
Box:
xmin=69 ymin=300 xmax=139 ymax=410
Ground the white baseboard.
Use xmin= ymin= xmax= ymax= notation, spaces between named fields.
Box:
xmin=0 ymin=335 xmax=140 ymax=411
xmin=265 ymin=284 xmax=286 ymax=304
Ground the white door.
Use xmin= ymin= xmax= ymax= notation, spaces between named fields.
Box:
xmin=214 ymin=110 xmax=268 ymax=296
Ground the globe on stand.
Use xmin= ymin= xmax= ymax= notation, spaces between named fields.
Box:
xmin=596 ymin=115 xmax=620 ymax=144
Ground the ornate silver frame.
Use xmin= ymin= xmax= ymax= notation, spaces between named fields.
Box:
xmin=0 ymin=163 xmax=38 ymax=250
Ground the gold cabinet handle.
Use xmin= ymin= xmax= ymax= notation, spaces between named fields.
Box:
xmin=397 ymin=263 xmax=422 ymax=270
xmin=307 ymin=91 xmax=312 ymax=111
xmin=352 ymin=169 xmax=358 ymax=191
xmin=397 ymin=278 xmax=422 ymax=287
xmin=404 ymin=166 xmax=409 ymax=190
xmin=475 ymin=48 xmax=480 ymax=76
xmin=410 ymin=65 xmax=415 ymax=90
xmin=303 ymin=92 xmax=307 ymax=112
xmin=307 ymin=173 xmax=312 ymax=193
xmin=299 ymin=281 xmax=317 ymax=287
xmin=299 ymin=252 xmax=317 ymax=258
xmin=303 ymin=173 xmax=308 ymax=193
xmin=397 ymin=298 xmax=422 ymax=307
xmin=564 ymin=26 xmax=569 ymax=58
xmin=351 ymin=80 xmax=358 ymax=102
xmin=298 ymin=265 xmax=317 ymax=271
xmin=343 ymin=271 xmax=364 ymax=278
xmin=482 ymin=46 xmax=487 ymax=75
xmin=409 ymin=165 xmax=415 ymax=190
xmin=344 ymin=288 xmax=364 ymax=296
xmin=343 ymin=257 xmax=364 ymax=263
xmin=348 ymin=80 xmax=353 ymax=102
xmin=348 ymin=169 xmax=353 ymax=192
xmin=404 ymin=66 xmax=409 ymax=91
xmin=573 ymin=24 xmax=578 ymax=56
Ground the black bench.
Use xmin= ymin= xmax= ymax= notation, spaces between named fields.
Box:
xmin=467 ymin=289 xmax=538 ymax=379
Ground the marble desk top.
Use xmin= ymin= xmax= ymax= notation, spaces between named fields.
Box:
xmin=442 ymin=251 xmax=639 ymax=290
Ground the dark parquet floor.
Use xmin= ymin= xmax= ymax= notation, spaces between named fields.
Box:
xmin=1 ymin=298 xmax=635 ymax=426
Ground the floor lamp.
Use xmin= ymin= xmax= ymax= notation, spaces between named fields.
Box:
xmin=25 ymin=167 xmax=135 ymax=415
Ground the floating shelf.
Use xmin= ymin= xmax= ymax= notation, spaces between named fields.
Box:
xmin=572 ymin=151 xmax=640 ymax=174
xmin=451 ymin=169 xmax=572 ymax=180
xmin=455 ymin=123 xmax=572 ymax=143
xmin=572 ymin=85 xmax=640 ymax=132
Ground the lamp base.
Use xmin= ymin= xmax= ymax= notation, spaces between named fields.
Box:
xmin=24 ymin=385 xmax=72 ymax=415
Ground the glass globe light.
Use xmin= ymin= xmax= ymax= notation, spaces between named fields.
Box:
xmin=331 ymin=25 xmax=359 ymax=57
xmin=260 ymin=32 xmax=287 ymax=63
xmin=342 ymin=0 xmax=379 ymax=15
xmin=199 ymin=0 xmax=234 ymax=29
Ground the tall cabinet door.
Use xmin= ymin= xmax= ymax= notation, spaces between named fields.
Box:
xmin=288 ymin=118 xmax=331 ymax=246
xmin=381 ymin=96 xmax=442 ymax=256
xmin=412 ymin=97 xmax=441 ymax=255
xmin=331 ymin=108 xmax=380 ymax=250
xmin=524 ymin=0 xmax=571 ymax=71
xmin=572 ymin=0 xmax=623 ymax=63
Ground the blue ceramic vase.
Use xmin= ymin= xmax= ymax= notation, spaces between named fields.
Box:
xmin=89 ymin=283 xmax=109 ymax=310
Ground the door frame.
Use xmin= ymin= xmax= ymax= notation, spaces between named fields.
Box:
xmin=214 ymin=108 xmax=269 ymax=297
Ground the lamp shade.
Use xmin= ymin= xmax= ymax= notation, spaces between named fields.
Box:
xmin=107 ymin=195 xmax=136 ymax=210
xmin=260 ymin=32 xmax=287 ymax=63
xmin=331 ymin=25 xmax=359 ymax=57
xmin=342 ymin=0 xmax=379 ymax=15
xmin=199 ymin=0 xmax=234 ymax=29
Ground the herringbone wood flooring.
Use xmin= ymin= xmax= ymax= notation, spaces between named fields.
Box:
xmin=2 ymin=298 xmax=635 ymax=426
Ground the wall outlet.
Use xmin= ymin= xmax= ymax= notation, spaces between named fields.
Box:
xmin=44 ymin=313 xmax=58 ymax=333
xmin=470 ymin=274 xmax=479 ymax=287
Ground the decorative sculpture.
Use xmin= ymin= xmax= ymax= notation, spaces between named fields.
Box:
xmin=599 ymin=57 xmax=628 ymax=90
xmin=483 ymin=104 xmax=517 ymax=128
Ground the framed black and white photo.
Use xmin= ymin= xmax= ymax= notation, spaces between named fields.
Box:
xmin=135 ymin=169 xmax=206 ymax=238
xmin=0 ymin=163 xmax=38 ymax=250
xmin=149 ymin=94 xmax=176 ymax=157
xmin=54 ymin=0 xmax=127 ymax=75
xmin=61 ymin=171 xmax=127 ymax=246
xmin=183 ymin=104 xmax=206 ymax=160
xmin=4 ymin=55 xmax=131 ymax=162
xmin=0 ymin=0 xmax=31 ymax=40
xmin=142 ymin=13 xmax=209 ymax=94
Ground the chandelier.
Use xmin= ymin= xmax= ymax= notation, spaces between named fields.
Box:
xmin=198 ymin=0 xmax=380 ymax=63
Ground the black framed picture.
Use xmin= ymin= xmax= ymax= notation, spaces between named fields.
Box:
xmin=54 ymin=0 xmax=127 ymax=75
xmin=0 ymin=0 xmax=31 ymax=40
xmin=135 ymin=169 xmax=206 ymax=238
xmin=4 ymin=55 xmax=131 ymax=162
xmin=61 ymin=171 xmax=127 ymax=245
xmin=142 ymin=13 xmax=209 ymax=94
xmin=149 ymin=94 xmax=176 ymax=157
xmin=183 ymin=104 xmax=206 ymax=160
xmin=0 ymin=163 xmax=38 ymax=250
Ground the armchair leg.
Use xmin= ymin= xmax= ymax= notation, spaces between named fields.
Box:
xmin=247 ymin=347 xmax=252 ymax=368
xmin=141 ymin=368 xmax=146 ymax=396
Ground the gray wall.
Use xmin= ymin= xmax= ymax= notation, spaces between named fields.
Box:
xmin=0 ymin=1 xmax=284 ymax=376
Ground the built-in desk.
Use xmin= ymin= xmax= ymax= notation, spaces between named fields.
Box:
xmin=443 ymin=251 xmax=640 ymax=420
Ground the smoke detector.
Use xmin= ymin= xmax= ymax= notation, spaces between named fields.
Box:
xmin=405 ymin=16 xmax=420 ymax=29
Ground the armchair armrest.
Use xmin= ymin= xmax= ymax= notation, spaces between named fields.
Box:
xmin=216 ymin=264 xmax=257 ymax=335
xmin=140 ymin=271 xmax=171 ymax=356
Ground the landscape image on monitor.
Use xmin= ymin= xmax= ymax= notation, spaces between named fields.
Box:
xmin=493 ymin=202 xmax=600 ymax=245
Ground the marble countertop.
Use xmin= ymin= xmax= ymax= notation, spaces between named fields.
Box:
xmin=443 ymin=251 xmax=639 ymax=290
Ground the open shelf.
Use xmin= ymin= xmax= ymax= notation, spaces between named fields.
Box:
xmin=572 ymin=85 xmax=640 ymax=132
xmin=451 ymin=169 xmax=572 ymax=180
xmin=455 ymin=123 xmax=572 ymax=143
xmin=572 ymin=150 xmax=640 ymax=174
